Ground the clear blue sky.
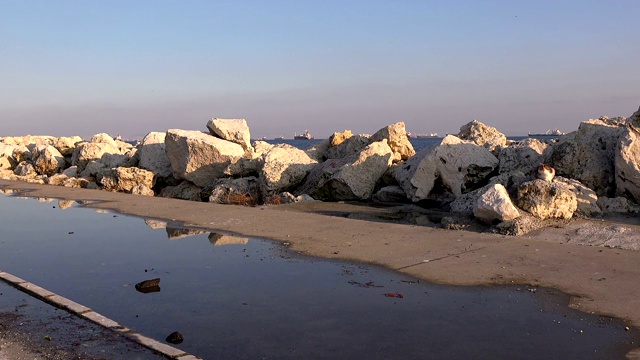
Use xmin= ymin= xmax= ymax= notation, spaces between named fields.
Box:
xmin=1 ymin=0 xmax=638 ymax=139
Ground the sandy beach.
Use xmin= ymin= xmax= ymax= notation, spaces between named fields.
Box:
xmin=1 ymin=178 xmax=639 ymax=358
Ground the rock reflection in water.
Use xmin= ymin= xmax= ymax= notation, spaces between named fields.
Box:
xmin=144 ymin=219 xmax=168 ymax=230
xmin=208 ymin=232 xmax=249 ymax=246
xmin=57 ymin=199 xmax=76 ymax=209
xmin=165 ymin=227 xmax=207 ymax=240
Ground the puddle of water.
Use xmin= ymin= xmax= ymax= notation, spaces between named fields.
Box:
xmin=0 ymin=281 xmax=166 ymax=359
xmin=0 ymin=192 xmax=637 ymax=359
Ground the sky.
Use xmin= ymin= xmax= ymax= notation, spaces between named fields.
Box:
xmin=1 ymin=1 xmax=638 ymax=139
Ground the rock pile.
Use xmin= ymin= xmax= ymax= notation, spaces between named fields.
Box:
xmin=2 ymin=108 xmax=640 ymax=237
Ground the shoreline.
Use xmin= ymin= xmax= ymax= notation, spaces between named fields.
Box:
xmin=1 ymin=179 xmax=639 ymax=357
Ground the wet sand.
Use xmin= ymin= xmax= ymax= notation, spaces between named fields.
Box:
xmin=1 ymin=179 xmax=639 ymax=358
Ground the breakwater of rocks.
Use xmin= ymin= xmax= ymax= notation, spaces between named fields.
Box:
xmin=2 ymin=106 xmax=640 ymax=242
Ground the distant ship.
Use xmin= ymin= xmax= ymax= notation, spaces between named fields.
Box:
xmin=528 ymin=129 xmax=565 ymax=137
xmin=274 ymin=136 xmax=285 ymax=140
xmin=415 ymin=133 xmax=440 ymax=138
xmin=294 ymin=130 xmax=314 ymax=140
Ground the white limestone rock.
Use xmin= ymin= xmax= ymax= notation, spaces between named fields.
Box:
xmin=165 ymin=129 xmax=245 ymax=187
xmin=137 ymin=131 xmax=173 ymax=178
xmin=79 ymin=161 xmax=107 ymax=178
xmin=0 ymin=144 xmax=18 ymax=169
xmin=71 ymin=141 xmax=120 ymax=172
xmin=224 ymin=157 xmax=260 ymax=178
xmin=208 ymin=177 xmax=259 ymax=205
xmin=473 ymin=184 xmax=520 ymax=224
xmin=597 ymin=196 xmax=640 ymax=214
xmin=259 ymin=143 xmax=317 ymax=197
xmin=13 ymin=161 xmax=36 ymax=177
xmin=554 ymin=176 xmax=602 ymax=217
xmin=393 ymin=135 xmax=499 ymax=202
xmin=615 ymin=108 xmax=640 ymax=202
xmin=457 ymin=119 xmax=507 ymax=154
xmin=497 ymin=138 xmax=549 ymax=175
xmin=33 ymin=145 xmax=65 ymax=176
xmin=206 ymin=118 xmax=252 ymax=153
xmin=330 ymin=130 xmax=353 ymax=146
xmin=0 ymin=169 xmax=16 ymax=180
xmin=54 ymin=136 xmax=83 ymax=156
xmin=299 ymin=140 xmax=393 ymax=201
xmin=252 ymin=141 xmax=275 ymax=158
xmin=325 ymin=134 xmax=371 ymax=160
xmin=62 ymin=177 xmax=95 ymax=189
xmin=516 ymin=179 xmax=577 ymax=220
xmin=130 ymin=184 xmax=155 ymax=196
xmin=159 ymin=181 xmax=203 ymax=201
xmin=305 ymin=138 xmax=331 ymax=162
xmin=12 ymin=146 xmax=31 ymax=164
xmin=551 ymin=119 xmax=626 ymax=197
xmin=98 ymin=167 xmax=155 ymax=193
xmin=369 ymin=122 xmax=415 ymax=162
xmin=91 ymin=133 xmax=119 ymax=148
xmin=46 ymin=174 xmax=69 ymax=186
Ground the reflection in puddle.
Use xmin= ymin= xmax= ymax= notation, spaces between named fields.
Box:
xmin=165 ymin=227 xmax=208 ymax=240
xmin=57 ymin=199 xmax=76 ymax=209
xmin=208 ymin=233 xmax=249 ymax=246
xmin=0 ymin=193 xmax=637 ymax=359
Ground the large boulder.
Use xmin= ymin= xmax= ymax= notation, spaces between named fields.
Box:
xmin=252 ymin=141 xmax=275 ymax=158
xmin=324 ymin=134 xmax=371 ymax=160
xmin=138 ymin=131 xmax=173 ymax=178
xmin=473 ymin=183 xmax=520 ymax=224
xmin=551 ymin=119 xmax=626 ymax=197
xmin=516 ymin=179 xmax=577 ymax=220
xmin=259 ymin=144 xmax=317 ymax=197
xmin=305 ymin=138 xmax=331 ymax=161
xmin=330 ymin=130 xmax=353 ymax=146
xmin=54 ymin=136 xmax=83 ymax=156
xmin=71 ymin=141 xmax=120 ymax=172
xmin=627 ymin=105 xmax=640 ymax=133
xmin=12 ymin=146 xmax=31 ymax=164
xmin=206 ymin=118 xmax=252 ymax=153
xmin=33 ymin=145 xmax=65 ymax=176
xmin=165 ymin=129 xmax=245 ymax=187
xmin=13 ymin=161 xmax=36 ymax=177
xmin=91 ymin=133 xmax=118 ymax=148
xmin=298 ymin=140 xmax=393 ymax=201
xmin=497 ymin=138 xmax=549 ymax=175
xmin=98 ymin=167 xmax=155 ymax=194
xmin=457 ymin=119 xmax=507 ymax=153
xmin=597 ymin=196 xmax=640 ymax=214
xmin=46 ymin=173 xmax=69 ymax=186
xmin=615 ymin=107 xmax=640 ymax=202
xmin=79 ymin=160 xmax=107 ymax=178
xmin=554 ymin=176 xmax=602 ymax=217
xmin=99 ymin=152 xmax=131 ymax=169
xmin=159 ymin=181 xmax=203 ymax=201
xmin=207 ymin=177 xmax=259 ymax=205
xmin=369 ymin=122 xmax=415 ymax=161
xmin=0 ymin=144 xmax=17 ymax=170
xmin=393 ymin=135 xmax=499 ymax=202
xmin=2 ymin=135 xmax=55 ymax=151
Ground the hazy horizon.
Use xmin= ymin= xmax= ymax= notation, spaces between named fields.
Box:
xmin=2 ymin=1 xmax=638 ymax=139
